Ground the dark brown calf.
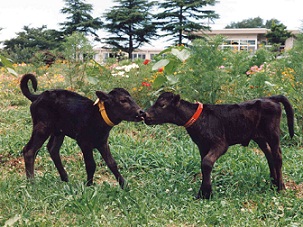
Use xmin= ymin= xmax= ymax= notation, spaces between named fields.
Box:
xmin=20 ymin=73 xmax=144 ymax=187
xmin=144 ymin=92 xmax=294 ymax=199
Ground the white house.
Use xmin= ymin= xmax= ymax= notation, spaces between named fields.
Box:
xmin=93 ymin=28 xmax=301 ymax=62
xmin=201 ymin=28 xmax=300 ymax=52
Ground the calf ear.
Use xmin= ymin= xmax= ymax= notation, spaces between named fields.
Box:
xmin=95 ymin=91 xmax=110 ymax=102
xmin=172 ymin=94 xmax=181 ymax=106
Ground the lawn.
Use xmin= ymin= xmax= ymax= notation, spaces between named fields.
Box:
xmin=1 ymin=95 xmax=303 ymax=226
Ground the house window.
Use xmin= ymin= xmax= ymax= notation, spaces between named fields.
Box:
xmin=220 ymin=39 xmax=257 ymax=53
xmin=132 ymin=53 xmax=146 ymax=60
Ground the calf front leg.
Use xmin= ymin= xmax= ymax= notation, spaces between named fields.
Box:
xmin=98 ymin=143 xmax=125 ymax=188
xmin=47 ymin=134 xmax=68 ymax=182
xmin=196 ymin=145 xmax=227 ymax=199
xmin=78 ymin=143 xmax=96 ymax=186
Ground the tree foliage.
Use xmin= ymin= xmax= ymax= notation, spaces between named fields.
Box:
xmin=62 ymin=31 xmax=94 ymax=62
xmin=102 ymin=0 xmax=158 ymax=59
xmin=156 ymin=0 xmax=219 ymax=45
xmin=266 ymin=22 xmax=292 ymax=45
xmin=60 ymin=0 xmax=103 ymax=40
xmin=225 ymin=17 xmax=264 ymax=28
xmin=2 ymin=26 xmax=63 ymax=63
xmin=225 ymin=17 xmax=280 ymax=29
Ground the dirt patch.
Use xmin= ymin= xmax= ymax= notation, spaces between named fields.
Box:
xmin=285 ymin=179 xmax=303 ymax=198
xmin=0 ymin=154 xmax=24 ymax=175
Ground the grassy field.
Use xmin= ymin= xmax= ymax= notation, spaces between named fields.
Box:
xmin=1 ymin=78 xmax=303 ymax=226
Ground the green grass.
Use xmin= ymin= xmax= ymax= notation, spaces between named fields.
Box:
xmin=1 ymin=103 xmax=303 ymax=226
xmin=1 ymin=71 xmax=303 ymax=226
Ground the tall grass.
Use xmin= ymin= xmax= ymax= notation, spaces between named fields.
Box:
xmin=1 ymin=111 xmax=303 ymax=226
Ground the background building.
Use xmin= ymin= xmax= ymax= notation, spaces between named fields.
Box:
xmin=94 ymin=28 xmax=300 ymax=62
xmin=201 ymin=28 xmax=300 ymax=52
xmin=93 ymin=48 xmax=163 ymax=62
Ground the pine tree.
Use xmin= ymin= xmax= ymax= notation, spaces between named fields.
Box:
xmin=102 ymin=0 xmax=158 ymax=59
xmin=266 ymin=22 xmax=292 ymax=45
xmin=156 ymin=0 xmax=218 ymax=45
xmin=60 ymin=0 xmax=103 ymax=40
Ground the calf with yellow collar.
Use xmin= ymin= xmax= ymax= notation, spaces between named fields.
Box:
xmin=20 ymin=73 xmax=144 ymax=188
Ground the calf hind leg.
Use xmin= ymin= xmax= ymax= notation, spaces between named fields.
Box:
xmin=47 ymin=135 xmax=68 ymax=182
xmin=254 ymin=138 xmax=278 ymax=186
xmin=268 ymin=136 xmax=285 ymax=191
xmin=22 ymin=123 xmax=51 ymax=179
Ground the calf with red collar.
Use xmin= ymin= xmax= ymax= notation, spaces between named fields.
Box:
xmin=144 ymin=92 xmax=294 ymax=199
xmin=20 ymin=73 xmax=144 ymax=188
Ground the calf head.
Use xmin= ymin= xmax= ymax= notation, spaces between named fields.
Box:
xmin=145 ymin=92 xmax=183 ymax=125
xmin=96 ymin=88 xmax=144 ymax=123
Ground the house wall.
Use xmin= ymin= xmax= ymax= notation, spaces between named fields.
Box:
xmin=93 ymin=48 xmax=163 ymax=63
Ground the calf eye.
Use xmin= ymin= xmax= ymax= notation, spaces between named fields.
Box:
xmin=159 ymin=103 xmax=167 ymax=108
xmin=120 ymin=99 xmax=128 ymax=104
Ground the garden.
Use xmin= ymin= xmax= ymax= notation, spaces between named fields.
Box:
xmin=1 ymin=35 xmax=303 ymax=226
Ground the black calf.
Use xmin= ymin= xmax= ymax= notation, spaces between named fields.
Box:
xmin=20 ymin=73 xmax=144 ymax=187
xmin=144 ymin=92 xmax=294 ymax=199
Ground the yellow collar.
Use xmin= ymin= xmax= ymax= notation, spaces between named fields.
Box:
xmin=94 ymin=99 xmax=115 ymax=127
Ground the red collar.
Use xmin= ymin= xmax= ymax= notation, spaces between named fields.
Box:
xmin=184 ymin=102 xmax=203 ymax=128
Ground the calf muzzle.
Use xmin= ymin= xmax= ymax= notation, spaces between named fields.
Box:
xmin=136 ymin=109 xmax=146 ymax=121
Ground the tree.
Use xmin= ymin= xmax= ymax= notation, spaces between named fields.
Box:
xmin=60 ymin=0 xmax=103 ymax=41
xmin=264 ymin=19 xmax=280 ymax=29
xmin=156 ymin=0 xmax=219 ymax=45
xmin=61 ymin=32 xmax=96 ymax=90
xmin=2 ymin=25 xmax=63 ymax=63
xmin=102 ymin=0 xmax=158 ymax=59
xmin=225 ymin=17 xmax=281 ymax=29
xmin=62 ymin=31 xmax=94 ymax=62
xmin=266 ymin=22 xmax=292 ymax=45
xmin=225 ymin=17 xmax=264 ymax=28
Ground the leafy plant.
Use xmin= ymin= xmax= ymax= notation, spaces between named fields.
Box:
xmin=60 ymin=31 xmax=99 ymax=92
xmin=0 ymin=55 xmax=17 ymax=76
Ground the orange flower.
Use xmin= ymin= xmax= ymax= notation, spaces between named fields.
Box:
xmin=143 ymin=59 xmax=151 ymax=65
xmin=158 ymin=67 xmax=164 ymax=72
xmin=142 ymin=81 xmax=151 ymax=87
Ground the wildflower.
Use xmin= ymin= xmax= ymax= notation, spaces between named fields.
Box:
xmin=219 ymin=65 xmax=225 ymax=69
xmin=143 ymin=59 xmax=151 ymax=65
xmin=115 ymin=63 xmax=139 ymax=72
xmin=142 ymin=81 xmax=151 ymax=87
xmin=110 ymin=63 xmax=118 ymax=70
xmin=246 ymin=65 xmax=264 ymax=75
xmin=158 ymin=67 xmax=164 ymax=72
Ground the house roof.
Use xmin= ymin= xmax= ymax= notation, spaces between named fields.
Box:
xmin=202 ymin=28 xmax=300 ymax=36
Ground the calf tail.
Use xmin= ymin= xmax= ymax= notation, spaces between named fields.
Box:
xmin=269 ymin=95 xmax=294 ymax=138
xmin=20 ymin=74 xmax=39 ymax=102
